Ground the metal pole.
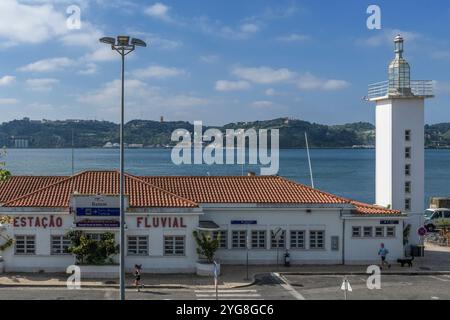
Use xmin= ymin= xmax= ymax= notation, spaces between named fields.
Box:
xmin=305 ymin=132 xmax=314 ymax=189
xmin=119 ymin=49 xmax=125 ymax=301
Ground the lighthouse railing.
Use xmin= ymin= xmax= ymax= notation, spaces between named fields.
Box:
xmin=368 ymin=80 xmax=434 ymax=99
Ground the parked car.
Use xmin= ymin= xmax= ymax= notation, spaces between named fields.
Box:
xmin=424 ymin=208 xmax=450 ymax=232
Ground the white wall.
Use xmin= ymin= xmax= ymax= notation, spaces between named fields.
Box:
xmin=203 ymin=207 xmax=345 ymax=265
xmin=376 ymin=98 xmax=425 ymax=245
xmin=344 ymin=218 xmax=405 ymax=264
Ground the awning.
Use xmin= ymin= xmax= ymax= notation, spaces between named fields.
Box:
xmin=197 ymin=220 xmax=220 ymax=232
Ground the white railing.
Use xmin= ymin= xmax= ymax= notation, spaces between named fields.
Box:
xmin=368 ymin=80 xmax=434 ymax=99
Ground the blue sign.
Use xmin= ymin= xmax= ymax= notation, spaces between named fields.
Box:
xmin=231 ymin=220 xmax=257 ymax=225
xmin=380 ymin=220 xmax=399 ymax=225
xmin=76 ymin=208 xmax=120 ymax=216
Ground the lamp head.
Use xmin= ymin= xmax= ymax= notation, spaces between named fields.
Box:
xmin=131 ymin=38 xmax=147 ymax=47
xmin=117 ymin=36 xmax=130 ymax=46
xmin=99 ymin=37 xmax=116 ymax=45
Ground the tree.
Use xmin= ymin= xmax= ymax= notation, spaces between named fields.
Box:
xmin=193 ymin=230 xmax=219 ymax=264
xmin=65 ymin=231 xmax=119 ymax=265
xmin=0 ymin=147 xmax=10 ymax=183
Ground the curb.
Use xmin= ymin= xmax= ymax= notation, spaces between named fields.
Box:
xmin=280 ymin=271 xmax=450 ymax=276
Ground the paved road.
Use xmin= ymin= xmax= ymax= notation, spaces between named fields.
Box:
xmin=0 ymin=274 xmax=292 ymax=300
xmin=0 ymin=274 xmax=449 ymax=300
xmin=282 ymin=274 xmax=450 ymax=300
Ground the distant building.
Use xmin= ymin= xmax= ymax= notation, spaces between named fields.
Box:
xmin=160 ymin=116 xmax=164 ymax=123
xmin=14 ymin=139 xmax=29 ymax=149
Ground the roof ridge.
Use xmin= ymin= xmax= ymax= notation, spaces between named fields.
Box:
xmin=125 ymin=173 xmax=199 ymax=207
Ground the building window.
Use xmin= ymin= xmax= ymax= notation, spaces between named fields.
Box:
xmin=213 ymin=230 xmax=228 ymax=249
xmin=405 ymin=164 xmax=411 ymax=176
xmin=51 ymin=235 xmax=71 ymax=255
xmin=386 ymin=227 xmax=396 ymax=238
xmin=15 ymin=235 xmax=35 ymax=255
xmin=405 ymin=198 xmax=411 ymax=211
xmin=309 ymin=231 xmax=325 ymax=249
xmin=86 ymin=233 xmax=103 ymax=242
xmin=127 ymin=236 xmax=148 ymax=256
xmin=164 ymin=236 xmax=185 ymax=256
xmin=251 ymin=230 xmax=266 ymax=249
xmin=405 ymin=181 xmax=411 ymax=194
xmin=363 ymin=227 xmax=373 ymax=238
xmin=405 ymin=130 xmax=411 ymax=142
xmin=271 ymin=230 xmax=286 ymax=249
xmin=375 ymin=227 xmax=384 ymax=238
xmin=405 ymin=147 xmax=411 ymax=159
xmin=352 ymin=227 xmax=361 ymax=238
xmin=231 ymin=230 xmax=247 ymax=249
xmin=290 ymin=230 xmax=305 ymax=249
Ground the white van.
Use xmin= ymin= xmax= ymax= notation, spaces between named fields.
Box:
xmin=424 ymin=208 xmax=450 ymax=232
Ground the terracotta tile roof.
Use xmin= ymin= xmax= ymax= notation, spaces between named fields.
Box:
xmin=1 ymin=171 xmax=197 ymax=208
xmin=0 ymin=176 xmax=68 ymax=204
xmin=141 ymin=176 xmax=348 ymax=205
xmin=0 ymin=171 xmax=401 ymax=215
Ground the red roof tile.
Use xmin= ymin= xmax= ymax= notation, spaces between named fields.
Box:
xmin=1 ymin=171 xmax=197 ymax=208
xmin=0 ymin=171 xmax=401 ymax=215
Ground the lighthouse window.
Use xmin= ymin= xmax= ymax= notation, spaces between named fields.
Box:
xmin=14 ymin=235 xmax=36 ymax=255
xmin=251 ymin=230 xmax=266 ymax=249
xmin=164 ymin=236 xmax=185 ymax=256
xmin=405 ymin=130 xmax=411 ymax=141
xmin=51 ymin=235 xmax=71 ymax=255
xmin=405 ymin=164 xmax=411 ymax=176
xmin=405 ymin=198 xmax=411 ymax=211
xmin=405 ymin=147 xmax=411 ymax=159
xmin=290 ymin=230 xmax=305 ymax=249
xmin=405 ymin=181 xmax=411 ymax=194
xmin=127 ymin=236 xmax=148 ymax=256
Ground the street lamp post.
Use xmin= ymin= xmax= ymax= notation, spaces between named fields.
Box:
xmin=99 ymin=36 xmax=146 ymax=301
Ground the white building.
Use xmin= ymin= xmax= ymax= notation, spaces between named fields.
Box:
xmin=368 ymin=35 xmax=434 ymax=245
xmin=0 ymin=170 xmax=405 ymax=273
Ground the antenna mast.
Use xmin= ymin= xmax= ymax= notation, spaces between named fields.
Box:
xmin=305 ymin=132 xmax=314 ymax=189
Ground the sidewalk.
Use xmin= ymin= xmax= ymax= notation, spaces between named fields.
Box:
xmin=1 ymin=244 xmax=449 ymax=289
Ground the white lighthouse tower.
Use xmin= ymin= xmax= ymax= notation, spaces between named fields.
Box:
xmin=368 ymin=35 xmax=434 ymax=245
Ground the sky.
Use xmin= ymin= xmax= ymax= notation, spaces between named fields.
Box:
xmin=0 ymin=0 xmax=450 ymax=125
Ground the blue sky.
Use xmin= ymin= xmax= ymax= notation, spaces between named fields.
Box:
xmin=0 ymin=0 xmax=449 ymax=125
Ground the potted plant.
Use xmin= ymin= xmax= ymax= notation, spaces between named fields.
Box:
xmin=193 ymin=230 xmax=220 ymax=276
xmin=65 ymin=230 xmax=120 ymax=278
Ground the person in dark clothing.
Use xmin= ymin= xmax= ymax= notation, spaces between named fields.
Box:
xmin=134 ymin=264 xmax=143 ymax=291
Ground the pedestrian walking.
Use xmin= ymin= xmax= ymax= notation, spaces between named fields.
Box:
xmin=134 ymin=264 xmax=143 ymax=292
xmin=378 ymin=243 xmax=391 ymax=269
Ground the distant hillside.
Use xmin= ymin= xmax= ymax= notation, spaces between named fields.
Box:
xmin=0 ymin=117 xmax=448 ymax=149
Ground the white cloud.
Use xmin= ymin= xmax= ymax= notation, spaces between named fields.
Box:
xmin=79 ymin=79 xmax=208 ymax=113
xmin=232 ymin=66 xmax=296 ymax=84
xmin=59 ymin=23 xmax=104 ymax=48
xmin=0 ymin=75 xmax=16 ymax=86
xmin=0 ymin=0 xmax=67 ymax=45
xmin=145 ymin=2 xmax=172 ymax=22
xmin=0 ymin=98 xmax=18 ymax=105
xmin=18 ymin=57 xmax=75 ymax=72
xmin=251 ymin=100 xmax=273 ymax=108
xmin=276 ymin=33 xmax=310 ymax=42
xmin=357 ymin=29 xmax=420 ymax=47
xmin=215 ymin=80 xmax=251 ymax=92
xmin=77 ymin=63 xmax=98 ymax=75
xmin=200 ymin=55 xmax=219 ymax=64
xmin=297 ymin=73 xmax=350 ymax=91
xmin=265 ymin=88 xmax=278 ymax=96
xmin=26 ymin=78 xmax=59 ymax=91
xmin=240 ymin=23 xmax=259 ymax=34
xmin=133 ymin=65 xmax=186 ymax=79
xmin=82 ymin=47 xmax=117 ymax=62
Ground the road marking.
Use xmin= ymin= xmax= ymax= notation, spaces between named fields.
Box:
xmin=429 ymin=275 xmax=450 ymax=282
xmin=195 ymin=288 xmax=262 ymax=300
xmin=271 ymin=272 xmax=305 ymax=300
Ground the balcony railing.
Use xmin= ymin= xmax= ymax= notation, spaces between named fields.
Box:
xmin=368 ymin=80 xmax=434 ymax=100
